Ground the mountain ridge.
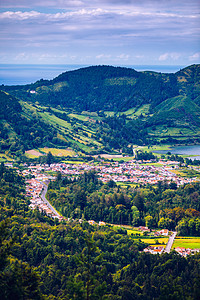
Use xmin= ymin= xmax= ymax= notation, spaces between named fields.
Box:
xmin=0 ymin=64 xmax=200 ymax=157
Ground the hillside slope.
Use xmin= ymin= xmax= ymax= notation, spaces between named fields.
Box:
xmin=1 ymin=64 xmax=200 ymax=156
xmin=0 ymin=91 xmax=59 ymax=155
xmin=1 ymin=65 xmax=181 ymax=112
xmin=149 ymin=95 xmax=200 ymax=127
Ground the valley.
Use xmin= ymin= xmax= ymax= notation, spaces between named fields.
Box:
xmin=0 ymin=64 xmax=200 ymax=160
xmin=0 ymin=64 xmax=200 ymax=299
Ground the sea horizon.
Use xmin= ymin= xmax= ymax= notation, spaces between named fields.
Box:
xmin=0 ymin=63 xmax=186 ymax=86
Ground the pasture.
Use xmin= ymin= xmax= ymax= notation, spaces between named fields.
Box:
xmin=173 ymin=237 xmax=200 ymax=249
xmin=39 ymin=147 xmax=75 ymax=157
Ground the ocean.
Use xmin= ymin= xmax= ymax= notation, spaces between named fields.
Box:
xmin=0 ymin=64 xmax=185 ymax=86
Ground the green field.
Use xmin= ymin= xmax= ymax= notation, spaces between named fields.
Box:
xmin=63 ymin=160 xmax=85 ymax=164
xmin=39 ymin=147 xmax=75 ymax=157
xmin=127 ymin=229 xmax=143 ymax=236
xmin=138 ymin=145 xmax=172 ymax=152
xmin=25 ymin=148 xmax=76 ymax=158
xmin=0 ymin=153 xmax=13 ymax=162
xmin=140 ymin=237 xmax=169 ymax=246
xmin=68 ymin=113 xmax=89 ymax=121
xmin=100 ymin=155 xmax=134 ymax=162
xmin=173 ymin=237 xmax=200 ymax=249
xmin=39 ymin=111 xmax=72 ymax=129
xmin=134 ymin=104 xmax=151 ymax=117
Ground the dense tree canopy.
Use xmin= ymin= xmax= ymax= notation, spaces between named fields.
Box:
xmin=0 ymin=161 xmax=200 ymax=299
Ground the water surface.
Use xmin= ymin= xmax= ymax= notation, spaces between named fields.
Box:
xmin=155 ymin=145 xmax=200 ymax=160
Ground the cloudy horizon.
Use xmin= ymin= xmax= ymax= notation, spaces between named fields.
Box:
xmin=0 ymin=0 xmax=199 ymax=66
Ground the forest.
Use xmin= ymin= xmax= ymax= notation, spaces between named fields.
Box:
xmin=0 ymin=164 xmax=200 ymax=299
xmin=2 ymin=64 xmax=199 ymax=113
xmin=47 ymin=170 xmax=200 ymax=236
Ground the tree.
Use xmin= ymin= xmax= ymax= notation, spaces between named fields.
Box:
xmin=131 ymin=206 xmax=140 ymax=226
xmin=0 ymin=219 xmax=43 ymax=300
xmin=46 ymin=151 xmax=54 ymax=166
xmin=76 ymin=234 xmax=105 ymax=300
xmin=145 ymin=215 xmax=156 ymax=229
xmin=158 ymin=217 xmax=175 ymax=230
xmin=133 ymin=193 xmax=144 ymax=212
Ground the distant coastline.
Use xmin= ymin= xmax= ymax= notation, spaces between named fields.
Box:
xmin=0 ymin=64 xmax=185 ymax=85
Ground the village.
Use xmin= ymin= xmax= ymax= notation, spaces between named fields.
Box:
xmin=22 ymin=157 xmax=199 ymax=219
xmin=17 ymin=157 xmax=200 ymax=256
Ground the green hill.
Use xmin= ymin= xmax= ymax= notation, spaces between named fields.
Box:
xmin=0 ymin=91 xmax=59 ymax=156
xmin=149 ymin=95 xmax=200 ymax=126
xmin=1 ymin=64 xmax=200 ymax=157
xmin=1 ymin=65 xmax=180 ymax=111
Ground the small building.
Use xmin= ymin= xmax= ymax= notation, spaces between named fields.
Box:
xmin=139 ymin=226 xmax=150 ymax=232
xmin=88 ymin=220 xmax=96 ymax=225
xmin=144 ymin=246 xmax=164 ymax=255
xmin=155 ymin=229 xmax=169 ymax=236
xmin=99 ymin=221 xmax=106 ymax=226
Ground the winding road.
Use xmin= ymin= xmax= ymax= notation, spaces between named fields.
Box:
xmin=164 ymin=231 xmax=177 ymax=253
xmin=41 ymin=181 xmax=61 ymax=218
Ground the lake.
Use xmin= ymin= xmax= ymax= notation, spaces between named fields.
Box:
xmin=155 ymin=145 xmax=200 ymax=160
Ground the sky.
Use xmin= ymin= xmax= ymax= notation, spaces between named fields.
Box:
xmin=0 ymin=0 xmax=199 ymax=66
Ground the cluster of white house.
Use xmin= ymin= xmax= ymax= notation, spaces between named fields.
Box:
xmin=174 ymin=247 xmax=200 ymax=257
xmin=144 ymin=246 xmax=200 ymax=256
xmin=25 ymin=178 xmax=63 ymax=220
xmin=144 ymin=246 xmax=165 ymax=255
xmin=21 ymin=158 xmax=199 ymax=187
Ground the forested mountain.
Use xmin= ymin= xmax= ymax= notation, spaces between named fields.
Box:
xmin=0 ymin=64 xmax=200 ymax=155
xmin=0 ymin=65 xmax=179 ymax=111
xmin=2 ymin=64 xmax=199 ymax=112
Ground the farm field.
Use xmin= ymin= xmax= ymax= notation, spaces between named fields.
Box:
xmin=25 ymin=149 xmax=44 ymax=158
xmin=99 ymin=154 xmax=134 ymax=161
xmin=39 ymin=111 xmax=72 ymax=129
xmin=0 ymin=153 xmax=13 ymax=162
xmin=25 ymin=148 xmax=76 ymax=158
xmin=140 ymin=237 xmax=169 ymax=246
xmin=114 ymin=226 xmax=169 ymax=246
xmin=173 ymin=237 xmax=200 ymax=249
xmin=39 ymin=147 xmax=75 ymax=157
xmin=63 ymin=160 xmax=85 ymax=164
xmin=137 ymin=144 xmax=172 ymax=152
xmin=126 ymin=229 xmax=143 ymax=236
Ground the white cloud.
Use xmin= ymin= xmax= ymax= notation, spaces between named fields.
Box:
xmin=0 ymin=11 xmax=42 ymax=20
xmin=159 ymin=53 xmax=169 ymax=61
xmin=14 ymin=52 xmax=30 ymax=61
xmin=96 ymin=54 xmax=111 ymax=59
xmin=189 ymin=52 xmax=200 ymax=61
xmin=117 ymin=54 xmax=130 ymax=60
xmin=0 ymin=0 xmax=199 ymax=65
xmin=159 ymin=52 xmax=181 ymax=61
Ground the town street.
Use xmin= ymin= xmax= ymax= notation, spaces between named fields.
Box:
xmin=164 ymin=231 xmax=177 ymax=253
xmin=41 ymin=181 xmax=61 ymax=218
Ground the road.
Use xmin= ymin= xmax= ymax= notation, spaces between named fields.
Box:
xmin=40 ymin=181 xmax=61 ymax=218
xmin=164 ymin=231 xmax=177 ymax=253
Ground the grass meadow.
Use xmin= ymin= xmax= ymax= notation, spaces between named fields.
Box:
xmin=173 ymin=237 xmax=200 ymax=249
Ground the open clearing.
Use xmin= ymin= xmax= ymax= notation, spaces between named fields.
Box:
xmin=25 ymin=150 xmax=43 ymax=158
xmin=39 ymin=147 xmax=75 ymax=157
xmin=0 ymin=153 xmax=13 ymax=162
xmin=99 ymin=155 xmax=135 ymax=161
xmin=141 ymin=237 xmax=169 ymax=245
xmin=173 ymin=237 xmax=200 ymax=249
xmin=25 ymin=148 xmax=76 ymax=158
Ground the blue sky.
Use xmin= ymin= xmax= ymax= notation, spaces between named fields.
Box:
xmin=0 ymin=0 xmax=199 ymax=66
